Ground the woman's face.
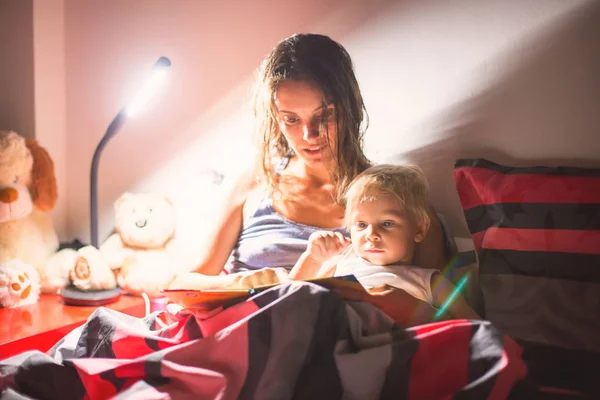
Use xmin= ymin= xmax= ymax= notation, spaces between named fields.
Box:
xmin=274 ymin=80 xmax=337 ymax=168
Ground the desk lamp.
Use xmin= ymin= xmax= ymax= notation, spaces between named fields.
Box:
xmin=63 ymin=56 xmax=171 ymax=306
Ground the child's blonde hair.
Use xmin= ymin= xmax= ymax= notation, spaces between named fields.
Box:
xmin=343 ymin=164 xmax=431 ymax=231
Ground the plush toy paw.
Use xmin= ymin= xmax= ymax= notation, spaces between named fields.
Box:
xmin=69 ymin=246 xmax=117 ymax=291
xmin=0 ymin=259 xmax=41 ymax=307
xmin=42 ymin=248 xmax=79 ymax=293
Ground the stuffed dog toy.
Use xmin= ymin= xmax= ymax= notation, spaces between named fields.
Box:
xmin=0 ymin=131 xmax=59 ymax=293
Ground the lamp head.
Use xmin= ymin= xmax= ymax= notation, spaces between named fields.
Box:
xmin=154 ymin=56 xmax=171 ymax=69
xmin=125 ymin=56 xmax=171 ymax=117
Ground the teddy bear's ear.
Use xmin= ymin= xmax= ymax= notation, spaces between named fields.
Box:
xmin=25 ymin=139 xmax=57 ymax=211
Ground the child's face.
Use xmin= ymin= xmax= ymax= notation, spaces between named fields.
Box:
xmin=348 ymin=193 xmax=425 ymax=266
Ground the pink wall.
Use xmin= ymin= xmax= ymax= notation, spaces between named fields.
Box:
xmin=33 ymin=0 xmax=68 ymax=239
xmin=11 ymin=0 xmax=597 ymax=244
xmin=0 ymin=0 xmax=35 ymax=139
xmin=0 ymin=0 xmax=68 ymax=238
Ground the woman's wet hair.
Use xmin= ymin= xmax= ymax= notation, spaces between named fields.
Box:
xmin=252 ymin=33 xmax=371 ymax=203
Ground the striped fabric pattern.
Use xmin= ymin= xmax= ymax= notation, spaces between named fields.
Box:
xmin=0 ymin=282 xmax=533 ymax=399
xmin=453 ymin=158 xmax=600 ymax=395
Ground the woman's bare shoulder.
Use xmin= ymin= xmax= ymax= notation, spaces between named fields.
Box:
xmin=189 ymin=165 xmax=261 ymax=275
xmin=220 ymin=163 xmax=262 ymax=205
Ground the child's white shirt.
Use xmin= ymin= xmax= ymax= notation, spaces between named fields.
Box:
xmin=333 ymin=248 xmax=438 ymax=304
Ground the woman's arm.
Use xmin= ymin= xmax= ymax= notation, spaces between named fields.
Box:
xmin=412 ymin=205 xmax=448 ymax=270
xmin=169 ymin=267 xmax=290 ymax=290
xmin=190 ymin=167 xmax=259 ymax=276
xmin=168 ymin=272 xmax=240 ymax=290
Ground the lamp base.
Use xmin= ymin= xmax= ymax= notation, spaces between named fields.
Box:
xmin=61 ymin=285 xmax=122 ymax=306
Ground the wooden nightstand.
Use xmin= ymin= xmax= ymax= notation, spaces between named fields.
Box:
xmin=0 ymin=294 xmax=145 ymax=360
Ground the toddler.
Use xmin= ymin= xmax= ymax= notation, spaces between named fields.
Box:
xmin=289 ymin=164 xmax=480 ymax=320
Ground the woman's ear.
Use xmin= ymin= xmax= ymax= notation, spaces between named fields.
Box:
xmin=25 ymin=139 xmax=57 ymax=211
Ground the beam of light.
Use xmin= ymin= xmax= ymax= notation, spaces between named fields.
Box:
xmin=434 ymin=273 xmax=470 ymax=320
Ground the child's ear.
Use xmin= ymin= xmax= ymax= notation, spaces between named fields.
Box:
xmin=413 ymin=220 xmax=429 ymax=243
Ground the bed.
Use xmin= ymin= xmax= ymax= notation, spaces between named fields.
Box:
xmin=1 ymin=281 xmax=534 ymax=400
xmin=1 ymin=157 xmax=598 ymax=399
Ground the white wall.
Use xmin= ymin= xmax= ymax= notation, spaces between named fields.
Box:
xmin=350 ymin=0 xmax=600 ymax=235
xmin=58 ymin=0 xmax=600 ymax=245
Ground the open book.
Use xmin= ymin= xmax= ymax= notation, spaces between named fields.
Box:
xmin=162 ymin=275 xmax=366 ymax=309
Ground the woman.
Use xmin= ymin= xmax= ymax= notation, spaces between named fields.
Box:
xmin=170 ymin=34 xmax=447 ymax=321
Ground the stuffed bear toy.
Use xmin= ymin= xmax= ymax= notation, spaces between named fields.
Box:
xmin=0 ymin=259 xmax=41 ymax=307
xmin=0 ymin=131 xmax=60 ymax=294
xmin=68 ymin=245 xmax=118 ymax=291
xmin=99 ymin=192 xmax=179 ymax=298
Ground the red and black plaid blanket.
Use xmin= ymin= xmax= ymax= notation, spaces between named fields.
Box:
xmin=1 ymin=282 xmax=534 ymax=399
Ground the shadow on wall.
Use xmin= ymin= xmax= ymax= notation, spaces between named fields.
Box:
xmin=388 ymin=0 xmax=600 ymax=237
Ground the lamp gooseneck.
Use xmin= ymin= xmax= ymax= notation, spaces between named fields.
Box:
xmin=90 ymin=109 xmax=127 ymax=248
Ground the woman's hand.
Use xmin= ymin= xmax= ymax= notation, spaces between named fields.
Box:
xmin=167 ymin=273 xmax=191 ymax=290
xmin=232 ymin=267 xmax=290 ymax=289
xmin=306 ymin=231 xmax=351 ymax=263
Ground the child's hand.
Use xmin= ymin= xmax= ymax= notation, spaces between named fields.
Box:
xmin=289 ymin=232 xmax=350 ymax=280
xmin=306 ymin=231 xmax=351 ymax=263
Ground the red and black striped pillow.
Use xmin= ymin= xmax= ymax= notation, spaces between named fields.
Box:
xmin=455 ymin=158 xmax=600 ymax=279
xmin=453 ymin=158 xmax=600 ymax=395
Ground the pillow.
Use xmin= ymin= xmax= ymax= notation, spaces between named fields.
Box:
xmin=453 ymin=158 xmax=600 ymax=395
